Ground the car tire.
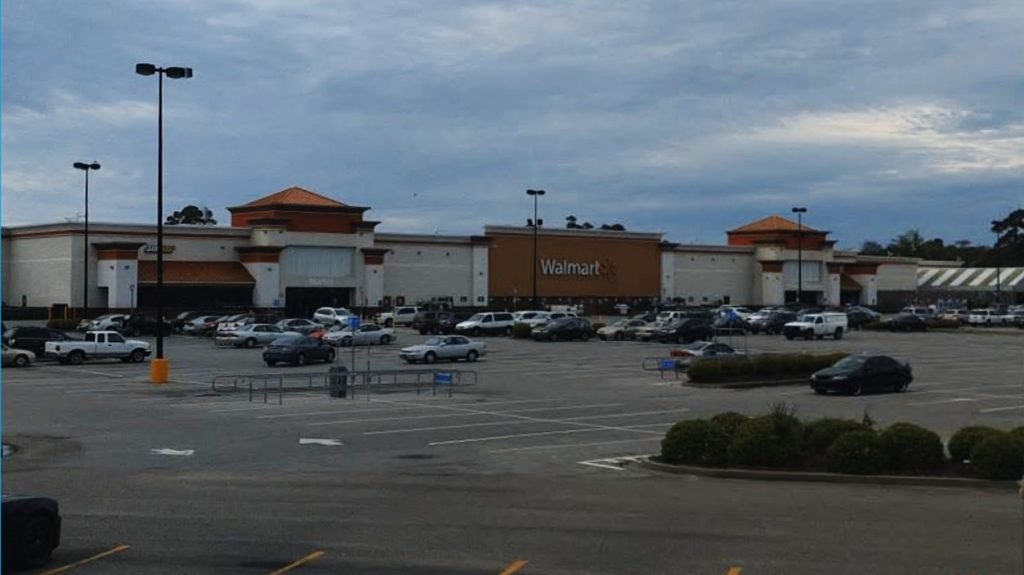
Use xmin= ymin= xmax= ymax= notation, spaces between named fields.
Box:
xmin=472 ymin=327 xmax=481 ymax=337
xmin=894 ymin=380 xmax=909 ymax=393
xmin=385 ymin=319 xmax=393 ymax=328
xmin=581 ymin=332 xmax=591 ymax=341
xmin=834 ymin=328 xmax=843 ymax=340
xmin=424 ymin=351 xmax=437 ymax=364
xmin=380 ymin=335 xmax=391 ymax=345
xmin=419 ymin=329 xmax=429 ymax=335
xmin=297 ymin=353 xmax=306 ymax=366
xmin=69 ymin=350 xmax=85 ymax=365
xmin=326 ymin=350 xmax=336 ymax=362
xmin=130 ymin=348 xmax=146 ymax=363
xmin=505 ymin=327 xmax=512 ymax=336
xmin=812 ymin=388 xmax=826 ymax=395
xmin=466 ymin=350 xmax=479 ymax=362
xmin=785 ymin=334 xmax=794 ymax=340
xmin=14 ymin=354 xmax=29 ymax=367
xmin=17 ymin=513 xmax=55 ymax=569
xmin=614 ymin=332 xmax=623 ymax=341
xmin=266 ymin=361 xmax=276 ymax=367
xmin=342 ymin=337 xmax=352 ymax=347
xmin=550 ymin=333 xmax=558 ymax=342
xmin=245 ymin=338 xmax=257 ymax=348
xmin=850 ymin=382 xmax=863 ymax=397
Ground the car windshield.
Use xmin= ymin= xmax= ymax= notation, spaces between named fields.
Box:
xmin=466 ymin=314 xmax=484 ymax=322
xmin=423 ymin=337 xmax=443 ymax=346
xmin=834 ymin=356 xmax=867 ymax=370
xmin=610 ymin=319 xmax=627 ymax=327
xmin=272 ymin=336 xmax=304 ymax=345
xmin=682 ymin=341 xmax=708 ymax=351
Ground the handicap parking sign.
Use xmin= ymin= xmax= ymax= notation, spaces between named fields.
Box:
xmin=348 ymin=316 xmax=360 ymax=329
xmin=659 ymin=359 xmax=677 ymax=371
xmin=434 ymin=372 xmax=453 ymax=385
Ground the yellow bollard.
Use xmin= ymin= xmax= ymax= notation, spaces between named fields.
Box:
xmin=150 ymin=358 xmax=169 ymax=384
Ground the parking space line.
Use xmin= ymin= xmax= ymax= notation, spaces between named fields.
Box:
xmin=490 ymin=437 xmax=658 ymax=454
xmin=41 ymin=366 xmax=129 ymax=378
xmin=310 ymin=402 xmax=625 ymax=427
xmin=367 ymin=410 xmax=687 ymax=436
xmin=38 ymin=544 xmax=131 ymax=575
xmin=979 ymin=404 xmax=1024 ymax=413
xmin=268 ymin=550 xmax=325 ymax=574
xmin=498 ymin=559 xmax=529 ymax=575
xmin=429 ymin=423 xmax=665 ymax=446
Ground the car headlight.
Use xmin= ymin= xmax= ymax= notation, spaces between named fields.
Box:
xmin=831 ymin=376 xmax=847 ymax=380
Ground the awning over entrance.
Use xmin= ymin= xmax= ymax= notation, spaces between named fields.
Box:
xmin=917 ymin=267 xmax=1024 ymax=291
xmin=840 ymin=274 xmax=862 ymax=291
xmin=137 ymin=261 xmax=255 ymax=285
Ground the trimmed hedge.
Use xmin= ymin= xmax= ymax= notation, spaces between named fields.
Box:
xmin=661 ymin=419 xmax=711 ymax=464
xmin=804 ymin=418 xmax=869 ymax=456
xmin=511 ymin=323 xmax=534 ymax=339
xmin=969 ymin=434 xmax=1024 ymax=480
xmin=46 ymin=318 xmax=81 ymax=331
xmin=729 ymin=413 xmax=803 ymax=468
xmin=924 ymin=318 xmax=961 ymax=330
xmin=880 ymin=423 xmax=945 ymax=474
xmin=826 ymin=430 xmax=888 ymax=475
xmin=948 ymin=426 xmax=1003 ymax=463
xmin=1010 ymin=426 xmax=1024 ymax=447
xmin=704 ymin=412 xmax=750 ymax=466
xmin=687 ymin=352 xmax=848 ymax=383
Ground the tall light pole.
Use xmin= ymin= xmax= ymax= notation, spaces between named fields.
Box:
xmin=994 ymin=230 xmax=1002 ymax=306
xmin=73 ymin=161 xmax=100 ymax=319
xmin=136 ymin=63 xmax=192 ymax=383
xmin=792 ymin=207 xmax=807 ymax=306
xmin=526 ymin=189 xmax=546 ymax=309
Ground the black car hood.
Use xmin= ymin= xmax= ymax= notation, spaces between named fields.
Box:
xmin=813 ymin=366 xmax=853 ymax=378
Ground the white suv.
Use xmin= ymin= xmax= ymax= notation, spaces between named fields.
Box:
xmin=455 ymin=312 xmax=516 ymax=336
xmin=313 ymin=307 xmax=355 ymax=326
xmin=375 ymin=306 xmax=420 ymax=327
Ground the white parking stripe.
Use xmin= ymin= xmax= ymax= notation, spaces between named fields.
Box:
xmin=979 ymin=405 xmax=1024 ymax=413
xmin=429 ymin=425 xmax=659 ymax=446
xmin=490 ymin=437 xmax=658 ymax=454
xmin=308 ymin=402 xmax=625 ymax=426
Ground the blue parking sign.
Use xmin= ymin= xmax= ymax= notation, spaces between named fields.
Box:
xmin=434 ymin=372 xmax=453 ymax=385
xmin=348 ymin=316 xmax=360 ymax=329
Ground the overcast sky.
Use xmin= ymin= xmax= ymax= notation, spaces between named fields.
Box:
xmin=3 ymin=1 xmax=1022 ymax=248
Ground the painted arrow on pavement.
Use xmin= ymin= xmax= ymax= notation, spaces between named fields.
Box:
xmin=150 ymin=448 xmax=195 ymax=456
xmin=299 ymin=438 xmax=343 ymax=446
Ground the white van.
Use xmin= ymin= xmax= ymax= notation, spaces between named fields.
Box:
xmin=454 ymin=312 xmax=516 ymax=336
xmin=783 ymin=312 xmax=848 ymax=340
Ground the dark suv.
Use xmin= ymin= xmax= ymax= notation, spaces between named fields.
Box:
xmin=117 ymin=313 xmax=173 ymax=336
xmin=2 ymin=327 xmax=78 ymax=356
xmin=749 ymin=311 xmax=797 ymax=335
xmin=653 ymin=318 xmax=713 ymax=344
xmin=411 ymin=311 xmax=471 ymax=335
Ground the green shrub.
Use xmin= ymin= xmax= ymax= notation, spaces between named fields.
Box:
xmin=46 ymin=318 xmax=81 ymax=331
xmin=729 ymin=410 xmax=804 ymax=468
xmin=1009 ymin=427 xmax=1024 ymax=447
xmin=687 ymin=353 xmax=848 ymax=383
xmin=969 ymin=434 xmax=1024 ymax=480
xmin=826 ymin=430 xmax=888 ymax=475
xmin=752 ymin=354 xmax=782 ymax=377
xmin=924 ymin=318 xmax=960 ymax=330
xmin=703 ymin=412 xmax=750 ymax=466
xmin=880 ymin=423 xmax=946 ymax=474
xmin=948 ymin=426 xmax=1003 ymax=463
xmin=718 ymin=357 xmax=753 ymax=379
xmin=804 ymin=418 xmax=868 ymax=456
xmin=710 ymin=412 xmax=749 ymax=437
xmin=687 ymin=360 xmax=723 ymax=382
xmin=661 ymin=419 xmax=711 ymax=464
xmin=511 ymin=323 xmax=534 ymax=339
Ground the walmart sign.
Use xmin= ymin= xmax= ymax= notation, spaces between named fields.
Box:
xmin=540 ymin=259 xmax=602 ymax=277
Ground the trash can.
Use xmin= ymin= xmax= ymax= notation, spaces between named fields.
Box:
xmin=328 ymin=365 xmax=349 ymax=398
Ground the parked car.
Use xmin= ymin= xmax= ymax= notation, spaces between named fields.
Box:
xmin=844 ymin=306 xmax=881 ymax=330
xmin=900 ymin=306 xmax=934 ymax=318
xmin=2 ymin=327 xmax=78 ymax=357
xmin=215 ymin=324 xmax=300 ymax=348
xmin=2 ymin=494 xmax=61 ymax=570
xmin=652 ymin=318 xmax=714 ymax=344
xmin=811 ymin=354 xmax=913 ymax=395
xmin=83 ymin=313 xmax=127 ymax=331
xmin=887 ymin=313 xmax=928 ymax=332
xmin=713 ymin=315 xmax=751 ymax=334
xmin=2 ymin=344 xmax=35 ymax=367
xmin=275 ymin=318 xmax=324 ymax=335
xmin=749 ymin=311 xmax=797 ymax=335
xmin=598 ymin=318 xmax=648 ymax=340
xmin=117 ymin=312 xmax=173 ymax=336
xmin=631 ymin=311 xmax=659 ymax=323
xmin=262 ymin=335 xmax=336 ymax=366
xmin=671 ymin=341 xmax=741 ymax=369
xmin=454 ymin=312 xmax=515 ymax=336
xmin=411 ymin=310 xmax=471 ymax=335
xmin=374 ymin=306 xmax=420 ymax=327
xmin=170 ymin=310 xmax=219 ymax=333
xmin=45 ymin=330 xmax=151 ymax=364
xmin=783 ymin=312 xmax=848 ymax=340
xmin=312 ymin=307 xmax=355 ymax=326
xmin=513 ymin=310 xmax=550 ymax=328
xmin=182 ymin=315 xmax=223 ymax=335
xmin=193 ymin=314 xmax=234 ymax=337
xmin=323 ymin=324 xmax=397 ymax=346
xmin=937 ymin=309 xmax=969 ymax=323
xmin=716 ymin=306 xmax=753 ymax=320
xmin=634 ymin=321 xmax=668 ymax=342
xmin=399 ymin=335 xmax=486 ymax=363
xmin=531 ymin=318 xmax=594 ymax=341
xmin=214 ymin=313 xmax=254 ymax=336
xmin=966 ymin=308 xmax=1014 ymax=326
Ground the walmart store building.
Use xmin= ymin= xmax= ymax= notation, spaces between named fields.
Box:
xmin=2 ymin=186 xmax=930 ymax=317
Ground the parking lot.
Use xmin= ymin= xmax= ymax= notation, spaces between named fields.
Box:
xmin=3 ymin=326 xmax=1023 ymax=573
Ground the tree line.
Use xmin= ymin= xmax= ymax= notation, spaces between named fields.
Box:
xmin=859 ymin=209 xmax=1024 ymax=267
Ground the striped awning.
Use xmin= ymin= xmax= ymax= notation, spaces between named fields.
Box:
xmin=917 ymin=267 xmax=1024 ymax=290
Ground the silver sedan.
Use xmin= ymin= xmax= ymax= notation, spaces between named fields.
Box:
xmin=399 ymin=335 xmax=486 ymax=364
xmin=216 ymin=324 xmax=301 ymax=348
xmin=323 ymin=324 xmax=397 ymax=347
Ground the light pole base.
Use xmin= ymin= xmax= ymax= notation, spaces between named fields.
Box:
xmin=150 ymin=358 xmax=169 ymax=384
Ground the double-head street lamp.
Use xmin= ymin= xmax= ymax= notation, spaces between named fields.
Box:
xmin=526 ymin=189 xmax=546 ymax=309
xmin=136 ymin=63 xmax=192 ymax=382
xmin=73 ymin=161 xmax=101 ymax=319
xmin=791 ymin=207 xmax=807 ymax=306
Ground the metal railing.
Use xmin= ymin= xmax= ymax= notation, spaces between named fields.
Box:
xmin=210 ymin=368 xmax=478 ymax=404
xmin=641 ymin=357 xmax=683 ymax=379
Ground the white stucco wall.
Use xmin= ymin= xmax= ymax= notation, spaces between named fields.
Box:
xmin=660 ymin=251 xmax=675 ymax=300
xmin=96 ymin=259 xmax=138 ymax=308
xmin=670 ymin=249 xmax=755 ymax=305
xmin=241 ymin=261 xmax=281 ymax=308
xmin=377 ymin=241 xmax=476 ymax=305
xmin=4 ymin=234 xmax=75 ymax=307
xmin=363 ymin=264 xmax=384 ymax=307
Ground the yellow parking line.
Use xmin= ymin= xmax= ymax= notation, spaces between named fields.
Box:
xmin=726 ymin=568 xmax=743 ymax=575
xmin=268 ymin=550 xmax=325 ymax=574
xmin=499 ymin=559 xmax=529 ymax=575
xmin=38 ymin=544 xmax=130 ymax=575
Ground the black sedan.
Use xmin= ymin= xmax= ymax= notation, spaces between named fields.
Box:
xmin=2 ymin=495 xmax=61 ymax=570
xmin=652 ymin=319 xmax=713 ymax=344
xmin=1 ymin=327 xmax=77 ymax=357
xmin=811 ymin=355 xmax=913 ymax=396
xmin=531 ymin=318 xmax=594 ymax=341
xmin=713 ymin=315 xmax=750 ymax=334
xmin=888 ymin=313 xmax=927 ymax=332
xmin=263 ymin=335 xmax=336 ymax=366
xmin=749 ymin=311 xmax=797 ymax=335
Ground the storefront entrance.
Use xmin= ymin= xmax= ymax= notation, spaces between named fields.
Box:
xmin=285 ymin=287 xmax=352 ymax=318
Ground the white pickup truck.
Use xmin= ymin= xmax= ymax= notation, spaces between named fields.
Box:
xmin=45 ymin=330 xmax=152 ymax=364
xmin=783 ymin=312 xmax=849 ymax=340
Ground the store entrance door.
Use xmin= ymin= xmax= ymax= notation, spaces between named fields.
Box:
xmin=285 ymin=287 xmax=352 ymax=318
